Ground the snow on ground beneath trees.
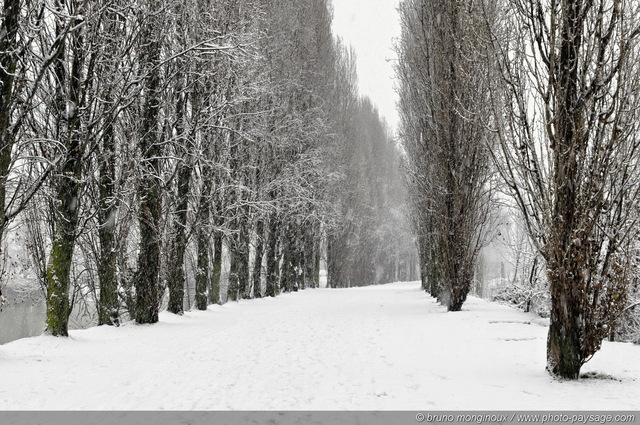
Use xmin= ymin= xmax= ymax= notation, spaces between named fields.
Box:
xmin=0 ymin=281 xmax=638 ymax=410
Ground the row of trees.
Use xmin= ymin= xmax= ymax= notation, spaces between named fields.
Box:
xmin=397 ymin=0 xmax=495 ymax=312
xmin=327 ymin=89 xmax=415 ymax=288
xmin=397 ymin=0 xmax=640 ymax=379
xmin=0 ymin=1 xmax=412 ymax=337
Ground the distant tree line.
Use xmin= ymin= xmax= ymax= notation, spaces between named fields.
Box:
xmin=0 ymin=1 xmax=414 ymax=336
xmin=397 ymin=0 xmax=640 ymax=379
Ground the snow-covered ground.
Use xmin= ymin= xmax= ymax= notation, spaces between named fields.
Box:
xmin=0 ymin=281 xmax=638 ymax=410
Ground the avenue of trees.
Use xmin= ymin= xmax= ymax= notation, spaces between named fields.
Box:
xmin=7 ymin=0 xmax=639 ymax=384
xmin=0 ymin=1 xmax=413 ymax=336
xmin=397 ymin=0 xmax=640 ymax=379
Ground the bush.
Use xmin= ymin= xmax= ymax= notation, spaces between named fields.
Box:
xmin=493 ymin=280 xmax=550 ymax=317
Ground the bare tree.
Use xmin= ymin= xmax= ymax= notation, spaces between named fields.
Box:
xmin=397 ymin=0 xmax=494 ymax=311
xmin=0 ymin=0 xmax=74 ymax=299
xmin=487 ymin=0 xmax=640 ymax=378
xmin=43 ymin=0 xmax=95 ymax=336
xmin=134 ymin=0 xmax=166 ymax=324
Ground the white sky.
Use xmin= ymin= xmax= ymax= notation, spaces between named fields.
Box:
xmin=331 ymin=0 xmax=401 ymax=132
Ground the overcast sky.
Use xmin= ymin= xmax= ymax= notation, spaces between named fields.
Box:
xmin=331 ymin=0 xmax=401 ymax=133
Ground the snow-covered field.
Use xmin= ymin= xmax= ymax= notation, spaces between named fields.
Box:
xmin=0 ymin=281 xmax=638 ymax=410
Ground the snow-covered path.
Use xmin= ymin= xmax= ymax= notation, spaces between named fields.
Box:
xmin=0 ymin=282 xmax=638 ymax=410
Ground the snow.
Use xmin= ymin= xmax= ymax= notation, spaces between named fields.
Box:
xmin=0 ymin=281 xmax=638 ymax=410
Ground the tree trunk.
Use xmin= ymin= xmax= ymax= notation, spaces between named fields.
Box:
xmin=97 ymin=119 xmax=119 ymax=326
xmin=228 ymin=252 xmax=237 ymax=302
xmin=227 ymin=220 xmax=250 ymax=302
xmin=227 ymin=205 xmax=248 ymax=301
xmin=313 ymin=238 xmax=320 ymax=288
xmin=167 ymin=88 xmax=191 ymax=315
xmin=326 ymin=234 xmax=339 ymax=288
xmin=280 ymin=224 xmax=294 ymax=292
xmin=195 ymin=179 xmax=212 ymax=310
xmin=46 ymin=6 xmax=85 ymax=336
xmin=546 ymin=271 xmax=583 ymax=378
xmin=418 ymin=236 xmax=429 ymax=292
xmin=303 ymin=229 xmax=315 ymax=289
xmin=210 ymin=231 xmax=222 ymax=305
xmin=238 ymin=224 xmax=250 ymax=299
xmin=0 ymin=0 xmax=19 ymax=247
xmin=252 ymin=218 xmax=264 ymax=298
xmin=545 ymin=0 xmax=586 ymax=380
xmin=135 ymin=5 xmax=163 ymax=324
xmin=194 ymin=224 xmax=210 ymax=311
xmin=265 ymin=214 xmax=279 ymax=297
